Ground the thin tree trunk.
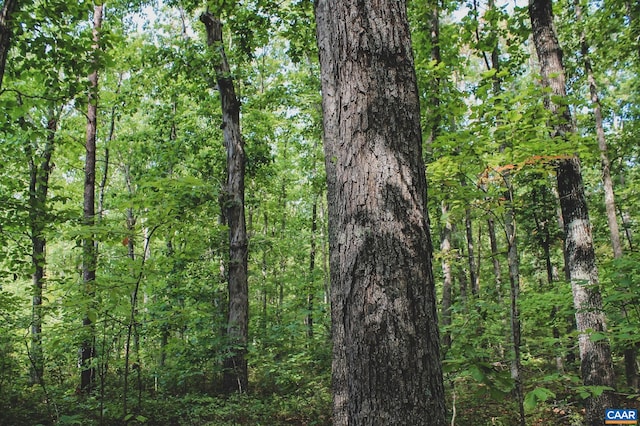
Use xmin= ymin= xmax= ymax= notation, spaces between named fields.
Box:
xmin=80 ymin=2 xmax=103 ymax=394
xmin=0 ymin=0 xmax=18 ymax=89
xmin=465 ymin=207 xmax=479 ymax=297
xmin=260 ymin=212 xmax=268 ymax=333
xmin=575 ymin=1 xmax=623 ymax=260
xmin=28 ymin=110 xmax=57 ymax=386
xmin=487 ymin=218 xmax=502 ymax=301
xmin=483 ymin=5 xmax=525 ymax=415
xmin=200 ymin=12 xmax=249 ymax=394
xmin=529 ymin=0 xmax=617 ymax=421
xmin=159 ymin=241 xmax=173 ymax=370
xmin=315 ymin=0 xmax=446 ymax=423
xmin=626 ymin=1 xmax=640 ymax=60
xmin=277 ymin=150 xmax=287 ymax=317
xmin=122 ymin=164 xmax=136 ymax=416
xmin=97 ymin=73 xmax=121 ymax=222
xmin=533 ymin=206 xmax=554 ymax=285
xmin=122 ymin=213 xmax=134 ymax=417
xmin=440 ymin=202 xmax=453 ymax=354
xmin=306 ymin=198 xmax=317 ymax=339
xmin=625 ymin=345 xmax=640 ymax=392
xmin=504 ymin=182 xmax=525 ymax=426
xmin=123 ymin=225 xmax=156 ymax=418
xmin=458 ymin=250 xmax=469 ymax=307
xmin=425 ymin=0 xmax=441 ymax=149
xmin=532 ymin=185 xmax=565 ymax=372
xmin=576 ymin=0 xmax=638 ymax=390
xmin=306 ymin=119 xmax=322 ymax=339
xmin=619 ymin=205 xmax=634 ymax=251
xmin=425 ymin=0 xmax=452 ymax=355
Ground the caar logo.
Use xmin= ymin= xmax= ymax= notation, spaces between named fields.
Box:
xmin=605 ymin=409 xmax=638 ymax=425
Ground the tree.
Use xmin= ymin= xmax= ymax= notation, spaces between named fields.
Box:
xmin=574 ymin=0 xmax=638 ymax=390
xmin=529 ymin=0 xmax=617 ymax=423
xmin=474 ymin=1 xmax=525 ymax=421
xmin=315 ymin=0 xmax=446 ymax=424
xmin=200 ymin=11 xmax=249 ymax=394
xmin=0 ymin=0 xmax=18 ymax=89
xmin=80 ymin=1 xmax=104 ymax=393
xmin=28 ymin=109 xmax=57 ymax=386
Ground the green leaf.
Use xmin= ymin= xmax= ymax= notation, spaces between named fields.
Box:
xmin=590 ymin=331 xmax=608 ymax=342
xmin=481 ymin=68 xmax=497 ymax=79
xmin=524 ymin=387 xmax=556 ymax=411
xmin=574 ymin=385 xmax=614 ymax=399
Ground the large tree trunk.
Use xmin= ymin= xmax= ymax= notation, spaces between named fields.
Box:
xmin=0 ymin=0 xmax=18 ymax=89
xmin=80 ymin=2 xmax=103 ymax=394
xmin=28 ymin=110 xmax=57 ymax=386
xmin=529 ymin=0 xmax=617 ymax=422
xmin=315 ymin=1 xmax=446 ymax=424
xmin=200 ymin=12 xmax=249 ymax=394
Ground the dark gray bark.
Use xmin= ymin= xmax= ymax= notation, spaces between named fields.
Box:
xmin=0 ymin=0 xmax=18 ymax=89
xmin=200 ymin=12 xmax=249 ymax=394
xmin=28 ymin=111 xmax=56 ymax=386
xmin=529 ymin=0 xmax=617 ymax=422
xmin=315 ymin=1 xmax=446 ymax=424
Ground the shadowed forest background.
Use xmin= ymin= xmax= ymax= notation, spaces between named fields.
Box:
xmin=1 ymin=0 xmax=639 ymax=424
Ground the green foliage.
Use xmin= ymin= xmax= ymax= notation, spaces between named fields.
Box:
xmin=0 ymin=0 xmax=639 ymax=424
xmin=524 ymin=387 xmax=556 ymax=411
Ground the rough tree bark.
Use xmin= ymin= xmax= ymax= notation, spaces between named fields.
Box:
xmin=315 ymin=1 xmax=447 ymax=424
xmin=529 ymin=0 xmax=617 ymax=422
xmin=200 ymin=12 xmax=249 ymax=394
xmin=0 ymin=0 xmax=18 ymax=89
xmin=80 ymin=2 xmax=103 ymax=394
